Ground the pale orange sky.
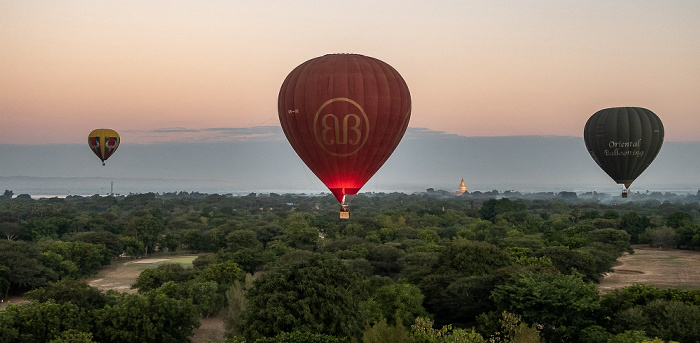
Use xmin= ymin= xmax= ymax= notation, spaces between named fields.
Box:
xmin=2 ymin=0 xmax=699 ymax=144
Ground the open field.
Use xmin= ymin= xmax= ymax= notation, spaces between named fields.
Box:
xmin=88 ymin=254 xmax=198 ymax=293
xmin=598 ymin=245 xmax=700 ymax=293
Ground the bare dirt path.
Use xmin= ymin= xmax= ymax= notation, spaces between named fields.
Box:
xmin=598 ymin=245 xmax=700 ymax=293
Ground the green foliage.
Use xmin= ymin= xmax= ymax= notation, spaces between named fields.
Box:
xmin=607 ymin=330 xmax=657 ymax=343
xmin=195 ymin=260 xmax=245 ymax=287
xmin=118 ymin=235 xmax=145 ymax=258
xmin=185 ymin=280 xmax=225 ymax=317
xmin=491 ymin=271 xmax=600 ymax=343
xmin=476 ymin=311 xmax=541 ymax=343
xmin=666 ymin=211 xmax=693 ymax=229
xmin=614 ymin=299 xmax=700 ymax=342
xmin=0 ymin=300 xmax=90 ymax=343
xmin=282 ymin=213 xmax=319 ymax=250
xmin=479 ymin=198 xmax=526 ymax=223
xmin=133 ymin=262 xmax=191 ymax=292
xmin=41 ymin=240 xmax=109 ymax=276
xmin=600 ymin=284 xmax=665 ymax=317
xmin=362 ymin=316 xmax=411 ymax=343
xmin=0 ymin=240 xmax=57 ymax=294
xmin=619 ymin=212 xmax=651 ymax=244
xmin=419 ymin=241 xmax=515 ymax=326
xmin=47 ymin=330 xmax=96 ymax=343
xmin=0 ymin=265 xmax=10 ymax=299
xmin=436 ymin=241 xmax=511 ymax=277
xmin=69 ymin=231 xmax=123 ymax=260
xmin=640 ymin=226 xmax=678 ymax=249
xmin=366 ymin=282 xmax=429 ymax=327
xmin=93 ymin=290 xmax=199 ymax=343
xmin=411 ymin=317 xmax=486 ymax=343
xmin=224 ymin=276 xmax=254 ymax=340
xmin=254 ymin=331 xmax=349 ymax=343
xmin=25 ymin=279 xmax=107 ymax=310
xmin=126 ymin=212 xmax=163 ymax=256
xmin=533 ymin=246 xmax=599 ymax=282
xmin=242 ymin=254 xmax=364 ymax=341
xmin=5 ymin=192 xmax=700 ymax=342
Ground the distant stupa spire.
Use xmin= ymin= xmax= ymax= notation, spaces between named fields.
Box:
xmin=456 ymin=178 xmax=469 ymax=195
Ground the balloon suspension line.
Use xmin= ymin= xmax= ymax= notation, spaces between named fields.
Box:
xmin=298 ymin=159 xmax=321 ymax=195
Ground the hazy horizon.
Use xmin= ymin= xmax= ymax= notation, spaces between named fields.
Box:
xmin=2 ymin=128 xmax=698 ymax=197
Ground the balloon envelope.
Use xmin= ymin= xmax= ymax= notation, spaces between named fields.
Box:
xmin=278 ymin=54 xmax=411 ymax=203
xmin=88 ymin=129 xmax=120 ymax=165
xmin=583 ymin=107 xmax=664 ymax=189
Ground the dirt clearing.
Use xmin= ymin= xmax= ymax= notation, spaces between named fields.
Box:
xmin=598 ymin=245 xmax=700 ymax=293
xmin=88 ymin=254 xmax=198 ymax=293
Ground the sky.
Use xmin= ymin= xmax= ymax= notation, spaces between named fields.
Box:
xmin=2 ymin=0 xmax=700 ymax=145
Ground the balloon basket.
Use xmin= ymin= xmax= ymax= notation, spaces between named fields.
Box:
xmin=621 ymin=188 xmax=629 ymax=198
xmin=340 ymin=203 xmax=349 ymax=219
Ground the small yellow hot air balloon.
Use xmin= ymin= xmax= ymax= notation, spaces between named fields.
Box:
xmin=88 ymin=129 xmax=120 ymax=166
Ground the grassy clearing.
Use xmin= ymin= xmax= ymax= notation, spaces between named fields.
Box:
xmin=598 ymin=245 xmax=700 ymax=293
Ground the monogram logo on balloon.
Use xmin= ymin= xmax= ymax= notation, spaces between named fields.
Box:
xmin=313 ymin=98 xmax=370 ymax=157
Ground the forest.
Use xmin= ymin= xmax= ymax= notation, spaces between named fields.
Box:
xmin=2 ymin=189 xmax=700 ymax=343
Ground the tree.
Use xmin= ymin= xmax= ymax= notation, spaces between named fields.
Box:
xmin=254 ymin=331 xmax=349 ymax=343
xmin=194 ymin=260 xmax=245 ymax=288
xmin=242 ymin=254 xmax=364 ymax=341
xmin=223 ymin=275 xmax=254 ymax=340
xmin=282 ymin=213 xmax=319 ymax=250
xmin=599 ymin=284 xmax=665 ymax=319
xmin=619 ymin=212 xmax=651 ymax=244
xmin=411 ymin=317 xmax=486 ymax=343
xmin=666 ymin=211 xmax=693 ymax=229
xmin=368 ymin=244 xmax=403 ymax=277
xmin=119 ymin=236 xmax=145 ymax=258
xmin=0 ymin=300 xmax=90 ymax=343
xmin=0 ymin=265 xmax=9 ymax=301
xmin=41 ymin=241 xmax=109 ymax=276
xmin=133 ymin=263 xmax=190 ymax=292
xmin=0 ymin=240 xmax=56 ymax=296
xmin=642 ymin=226 xmax=678 ymax=249
xmin=362 ymin=316 xmax=411 ymax=343
xmin=491 ymin=271 xmax=600 ymax=343
xmin=47 ymin=330 xmax=96 ymax=343
xmin=534 ymin=246 xmax=599 ymax=282
xmin=126 ymin=212 xmax=163 ymax=256
xmin=93 ymin=290 xmax=199 ymax=343
xmin=183 ymin=280 xmax=224 ymax=318
xmin=479 ymin=198 xmax=525 ymax=222
xmin=586 ymin=228 xmax=632 ymax=254
xmin=25 ymin=279 xmax=107 ymax=311
xmin=614 ymin=299 xmax=700 ymax=342
xmin=419 ymin=241 xmax=513 ymax=326
xmin=367 ymin=282 xmax=429 ymax=327
xmin=0 ymin=222 xmax=24 ymax=241
xmin=436 ymin=241 xmax=511 ymax=277
xmin=70 ymin=231 xmax=124 ymax=260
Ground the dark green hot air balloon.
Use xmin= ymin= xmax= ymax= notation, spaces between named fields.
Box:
xmin=584 ymin=107 xmax=664 ymax=197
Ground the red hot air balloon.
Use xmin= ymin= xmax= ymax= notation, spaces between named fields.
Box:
xmin=278 ymin=54 xmax=411 ymax=213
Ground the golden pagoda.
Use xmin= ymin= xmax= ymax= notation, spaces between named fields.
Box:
xmin=456 ymin=178 xmax=469 ymax=195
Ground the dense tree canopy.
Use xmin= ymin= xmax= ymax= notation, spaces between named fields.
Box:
xmin=2 ymin=190 xmax=700 ymax=342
